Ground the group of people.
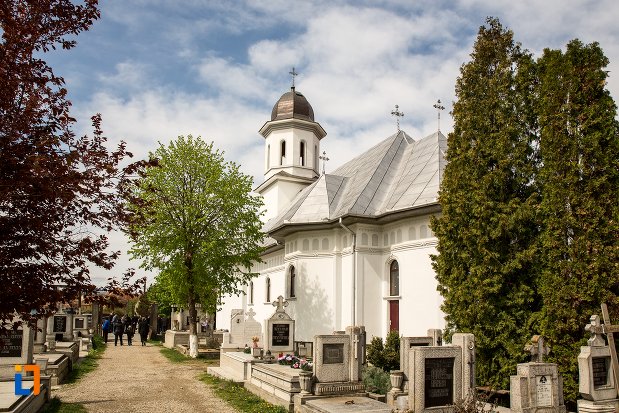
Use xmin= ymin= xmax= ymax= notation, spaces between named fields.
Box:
xmin=102 ymin=314 xmax=150 ymax=346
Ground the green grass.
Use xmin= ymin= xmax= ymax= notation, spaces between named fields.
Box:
xmin=41 ymin=397 xmax=87 ymax=413
xmin=65 ymin=335 xmax=106 ymax=384
xmin=159 ymin=346 xmax=219 ymax=366
xmin=199 ymin=373 xmax=287 ymax=413
xmin=160 ymin=346 xmax=191 ymax=363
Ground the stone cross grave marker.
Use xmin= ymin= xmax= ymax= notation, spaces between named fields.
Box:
xmin=272 ymin=295 xmax=289 ymax=312
xmin=525 ymin=335 xmax=550 ymax=363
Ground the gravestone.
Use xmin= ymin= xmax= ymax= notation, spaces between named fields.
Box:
xmin=0 ymin=322 xmax=34 ymax=379
xmin=451 ymin=333 xmax=476 ymax=397
xmin=407 ymin=346 xmax=462 ymax=413
xmin=312 ymin=326 xmax=366 ymax=396
xmin=221 ymin=308 xmax=263 ymax=351
xmin=265 ymin=296 xmax=294 ymax=353
xmin=510 ymin=335 xmax=566 ymax=413
xmin=243 ymin=308 xmax=263 ymax=347
xmin=577 ymin=314 xmax=619 ymax=413
xmin=33 ymin=318 xmax=47 ymax=354
xmin=400 ymin=336 xmax=433 ymax=389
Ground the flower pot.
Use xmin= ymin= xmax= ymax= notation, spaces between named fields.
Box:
xmin=298 ymin=371 xmax=313 ymax=394
xmin=390 ymin=370 xmax=404 ymax=391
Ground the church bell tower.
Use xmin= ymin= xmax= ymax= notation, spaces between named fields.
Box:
xmin=255 ymin=79 xmax=327 ymax=222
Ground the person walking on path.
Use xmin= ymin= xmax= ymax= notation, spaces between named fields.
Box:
xmin=102 ymin=317 xmax=111 ymax=343
xmin=138 ymin=317 xmax=149 ymax=346
xmin=113 ymin=315 xmax=124 ymax=346
xmin=125 ymin=319 xmax=135 ymax=346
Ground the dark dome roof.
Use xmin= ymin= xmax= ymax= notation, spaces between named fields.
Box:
xmin=271 ymin=88 xmax=315 ymax=122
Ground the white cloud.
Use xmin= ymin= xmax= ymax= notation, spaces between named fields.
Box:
xmin=69 ymin=0 xmax=619 ymax=285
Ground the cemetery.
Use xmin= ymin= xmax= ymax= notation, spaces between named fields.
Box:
xmin=203 ymin=299 xmax=619 ymax=413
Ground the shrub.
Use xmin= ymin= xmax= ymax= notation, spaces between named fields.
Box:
xmin=367 ymin=330 xmax=400 ymax=372
xmin=362 ymin=365 xmax=391 ymax=395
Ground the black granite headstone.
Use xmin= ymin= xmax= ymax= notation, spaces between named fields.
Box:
xmin=272 ymin=323 xmax=290 ymax=346
xmin=0 ymin=330 xmax=23 ymax=357
xmin=53 ymin=316 xmax=67 ymax=333
xmin=425 ymin=357 xmax=455 ymax=408
xmin=74 ymin=318 xmax=84 ymax=329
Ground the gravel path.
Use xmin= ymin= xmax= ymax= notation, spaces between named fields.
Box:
xmin=54 ymin=338 xmax=238 ymax=413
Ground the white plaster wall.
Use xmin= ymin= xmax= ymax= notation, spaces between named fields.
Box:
xmin=259 ymin=179 xmax=310 ymax=222
xmin=264 ymin=128 xmax=320 ymax=179
xmin=217 ymin=215 xmax=445 ymax=342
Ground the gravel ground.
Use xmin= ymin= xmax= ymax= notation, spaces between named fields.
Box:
xmin=54 ymin=338 xmax=238 ymax=413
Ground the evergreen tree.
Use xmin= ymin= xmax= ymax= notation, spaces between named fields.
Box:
xmin=536 ymin=40 xmax=619 ymax=401
xmin=431 ymin=18 xmax=540 ymax=388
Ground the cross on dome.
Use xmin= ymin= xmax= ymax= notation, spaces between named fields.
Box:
xmin=289 ymin=67 xmax=299 ymax=88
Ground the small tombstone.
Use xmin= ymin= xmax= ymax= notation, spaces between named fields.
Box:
xmin=407 ymin=346 xmax=463 ymax=413
xmin=312 ymin=326 xmax=366 ymax=396
xmin=577 ymin=313 xmax=619 ymax=413
xmin=400 ymin=336 xmax=433 ymax=386
xmin=0 ymin=319 xmax=34 ymax=379
xmin=243 ymin=308 xmax=262 ymax=347
xmin=451 ymin=333 xmax=476 ymax=397
xmin=510 ymin=335 xmax=566 ymax=413
xmin=227 ymin=309 xmax=245 ymax=347
xmin=265 ymin=296 xmax=295 ymax=353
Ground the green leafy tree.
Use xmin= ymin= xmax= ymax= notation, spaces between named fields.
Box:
xmin=431 ymin=18 xmax=540 ymax=388
xmin=535 ymin=40 xmax=619 ymax=402
xmin=125 ymin=135 xmax=264 ymax=357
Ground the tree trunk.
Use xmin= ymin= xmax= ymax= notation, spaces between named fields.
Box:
xmin=185 ymin=250 xmax=198 ymax=358
xmin=187 ymin=294 xmax=198 ymax=358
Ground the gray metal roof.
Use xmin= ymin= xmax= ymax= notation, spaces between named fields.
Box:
xmin=263 ymin=130 xmax=447 ymax=232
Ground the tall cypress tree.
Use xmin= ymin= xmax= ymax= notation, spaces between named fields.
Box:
xmin=536 ymin=40 xmax=619 ymax=401
xmin=431 ymin=18 xmax=540 ymax=388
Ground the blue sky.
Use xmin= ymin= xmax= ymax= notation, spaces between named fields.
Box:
xmin=47 ymin=0 xmax=619 ymax=285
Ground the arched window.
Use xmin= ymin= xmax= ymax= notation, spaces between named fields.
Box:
xmin=300 ymin=141 xmax=306 ymax=166
xmin=280 ymin=140 xmax=286 ymax=165
xmin=266 ymin=277 xmax=271 ymax=303
xmin=420 ymin=224 xmax=428 ymax=239
xmin=312 ymin=239 xmax=319 ymax=251
xmin=249 ymin=281 xmax=254 ymax=305
xmin=289 ymin=266 xmax=296 ymax=298
xmin=390 ymin=261 xmax=399 ymax=296
xmin=372 ymin=234 xmax=379 ymax=246
xmin=361 ymin=233 xmax=368 ymax=245
xmin=322 ymin=238 xmax=329 ymax=250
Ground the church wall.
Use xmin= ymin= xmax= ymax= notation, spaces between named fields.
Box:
xmin=218 ymin=216 xmax=445 ymax=343
xmin=264 ymin=128 xmax=320 ymax=178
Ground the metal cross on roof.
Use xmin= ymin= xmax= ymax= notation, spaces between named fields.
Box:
xmin=319 ymin=150 xmax=329 ymax=175
xmin=433 ymin=99 xmax=445 ymax=132
xmin=289 ymin=67 xmax=299 ymax=88
xmin=391 ymin=104 xmax=404 ymax=132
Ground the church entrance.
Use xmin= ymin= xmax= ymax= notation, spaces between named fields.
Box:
xmin=389 ymin=300 xmax=399 ymax=332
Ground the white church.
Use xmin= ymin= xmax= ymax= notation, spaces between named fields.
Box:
xmin=218 ymin=85 xmax=446 ymax=342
